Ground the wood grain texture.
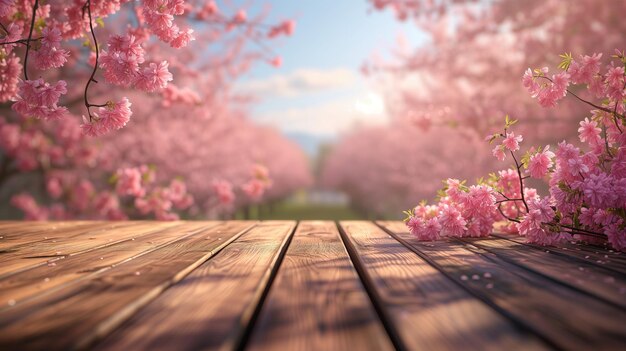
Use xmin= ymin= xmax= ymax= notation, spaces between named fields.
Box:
xmin=0 ymin=221 xmax=163 ymax=277
xmin=0 ymin=221 xmax=254 ymax=351
xmin=0 ymin=222 xmax=146 ymax=249
xmin=494 ymin=233 xmax=626 ymax=276
xmin=340 ymin=221 xmax=545 ymax=351
xmin=95 ymin=221 xmax=296 ymax=351
xmin=246 ymin=221 xmax=394 ymax=351
xmin=378 ymin=221 xmax=626 ymax=350
xmin=463 ymin=236 xmax=626 ymax=309
xmin=0 ymin=221 xmax=212 ymax=309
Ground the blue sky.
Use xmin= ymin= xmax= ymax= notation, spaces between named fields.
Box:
xmin=228 ymin=0 xmax=428 ymax=139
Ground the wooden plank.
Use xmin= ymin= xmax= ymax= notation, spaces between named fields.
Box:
xmin=0 ymin=221 xmax=134 ymax=250
xmin=0 ymin=221 xmax=164 ymax=277
xmin=95 ymin=221 xmax=295 ymax=351
xmin=0 ymin=221 xmax=215 ymax=309
xmin=463 ymin=236 xmax=626 ymax=309
xmin=340 ymin=221 xmax=546 ymax=351
xmin=378 ymin=221 xmax=626 ymax=350
xmin=494 ymin=233 xmax=626 ymax=275
xmin=0 ymin=221 xmax=255 ymax=351
xmin=246 ymin=221 xmax=393 ymax=351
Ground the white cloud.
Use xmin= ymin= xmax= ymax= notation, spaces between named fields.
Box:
xmin=254 ymin=92 xmax=389 ymax=136
xmin=238 ymin=68 xmax=357 ymax=98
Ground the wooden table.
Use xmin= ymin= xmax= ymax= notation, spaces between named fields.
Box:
xmin=0 ymin=220 xmax=625 ymax=350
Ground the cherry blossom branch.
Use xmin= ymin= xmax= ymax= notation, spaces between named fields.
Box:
xmin=0 ymin=37 xmax=41 ymax=46
xmin=82 ymin=0 xmax=104 ymax=121
xmin=23 ymin=0 xmax=40 ymax=80
xmin=612 ymin=79 xmax=626 ymax=133
xmin=536 ymin=75 xmax=625 ymax=120
xmin=497 ymin=203 xmax=520 ymax=223
xmin=555 ymin=223 xmax=605 ymax=238
xmin=510 ymin=150 xmax=529 ymax=213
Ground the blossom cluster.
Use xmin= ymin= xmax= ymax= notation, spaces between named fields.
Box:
xmin=405 ymin=50 xmax=626 ymax=251
xmin=99 ymin=34 xmax=173 ymax=92
xmin=210 ymin=164 xmax=273 ymax=211
xmin=80 ymin=98 xmax=132 ymax=136
xmin=0 ymin=0 xmax=187 ymax=137
xmin=11 ymin=165 xmax=194 ymax=221
xmin=405 ymin=179 xmax=499 ymax=240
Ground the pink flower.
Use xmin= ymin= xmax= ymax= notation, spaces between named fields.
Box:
xmin=212 ymin=180 xmax=235 ymax=205
xmin=605 ymin=65 xmax=625 ymax=89
xmin=233 ymin=9 xmax=247 ymax=23
xmin=569 ymin=53 xmax=602 ymax=85
xmin=197 ymin=1 xmax=218 ymax=19
xmin=567 ymin=157 xmax=589 ymax=177
xmin=12 ymin=79 xmax=68 ymax=120
xmin=32 ymin=27 xmax=69 ymax=70
xmin=534 ymin=71 xmax=570 ymax=108
xmin=11 ymin=193 xmax=48 ymax=220
xmin=420 ymin=218 xmax=441 ymax=241
xmin=134 ymin=61 xmax=173 ymax=92
xmin=242 ymin=179 xmax=266 ymax=200
xmin=438 ymin=204 xmax=466 ymax=237
xmin=268 ymin=20 xmax=296 ymax=38
xmin=100 ymin=34 xmax=145 ymax=86
xmin=0 ymin=54 xmax=21 ymax=102
xmin=582 ymin=173 xmax=618 ymax=209
xmin=116 ymin=167 xmax=145 ymax=197
xmin=81 ymin=98 xmax=132 ymax=136
xmin=94 ymin=191 xmax=121 ymax=217
xmin=170 ymin=29 xmax=194 ymax=48
xmin=0 ymin=123 xmax=20 ymax=152
xmin=502 ymin=132 xmax=522 ymax=151
xmin=445 ymin=178 xmax=464 ymax=202
xmin=46 ymin=177 xmax=63 ymax=199
xmin=270 ymin=56 xmax=283 ymax=68
xmin=0 ymin=0 xmax=14 ymax=17
xmin=527 ymin=146 xmax=554 ymax=179
xmin=406 ymin=216 xmax=423 ymax=236
xmin=578 ymin=118 xmax=601 ymax=145
xmin=522 ymin=68 xmax=540 ymax=97
xmin=492 ymin=145 xmax=506 ymax=161
xmin=606 ymin=222 xmax=626 ymax=252
xmin=71 ymin=180 xmax=94 ymax=211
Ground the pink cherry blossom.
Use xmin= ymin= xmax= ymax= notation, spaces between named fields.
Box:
xmin=502 ymin=132 xmax=522 ymax=151
xmin=241 ymin=178 xmax=266 ymax=201
xmin=12 ymin=79 xmax=68 ymax=120
xmin=527 ymin=146 xmax=555 ymax=179
xmin=438 ymin=204 xmax=467 ymax=237
xmin=569 ymin=53 xmax=602 ymax=84
xmin=116 ymin=167 xmax=145 ymax=197
xmin=134 ymin=61 xmax=173 ymax=92
xmin=578 ymin=117 xmax=602 ymax=145
xmin=492 ymin=145 xmax=506 ymax=161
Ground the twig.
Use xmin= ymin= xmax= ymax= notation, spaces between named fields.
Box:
xmin=510 ymin=150 xmax=529 ymax=212
xmin=23 ymin=0 xmax=39 ymax=80
xmin=82 ymin=0 xmax=102 ymax=121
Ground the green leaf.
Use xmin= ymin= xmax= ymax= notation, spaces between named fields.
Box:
xmin=558 ymin=52 xmax=573 ymax=70
xmin=402 ymin=209 xmax=414 ymax=222
xmin=504 ymin=114 xmax=518 ymax=128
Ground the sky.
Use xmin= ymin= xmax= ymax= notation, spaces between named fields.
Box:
xmin=230 ymin=0 xmax=428 ymax=144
